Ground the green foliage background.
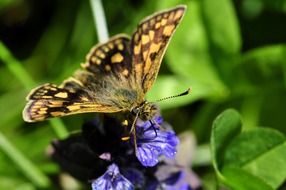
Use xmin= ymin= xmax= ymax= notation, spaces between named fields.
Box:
xmin=0 ymin=0 xmax=285 ymax=189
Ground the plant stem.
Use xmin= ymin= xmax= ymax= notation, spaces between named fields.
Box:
xmin=0 ymin=131 xmax=51 ymax=188
xmin=49 ymin=119 xmax=69 ymax=139
xmin=89 ymin=0 xmax=109 ymax=42
xmin=0 ymin=42 xmax=35 ymax=89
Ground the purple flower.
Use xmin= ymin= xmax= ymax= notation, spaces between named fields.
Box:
xmin=135 ymin=116 xmax=179 ymax=167
xmin=50 ymin=114 xmax=200 ymax=190
xmin=91 ymin=163 xmax=134 ymax=190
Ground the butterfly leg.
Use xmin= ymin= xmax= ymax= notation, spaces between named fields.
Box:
xmin=121 ymin=119 xmax=131 ymax=141
xmin=148 ymin=120 xmax=158 ymax=139
xmin=129 ymin=111 xmax=140 ymax=152
xmin=132 ymin=123 xmax=138 ymax=153
xmin=129 ymin=111 xmax=140 ymax=135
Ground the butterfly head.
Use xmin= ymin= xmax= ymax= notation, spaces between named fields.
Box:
xmin=132 ymin=102 xmax=158 ymax=121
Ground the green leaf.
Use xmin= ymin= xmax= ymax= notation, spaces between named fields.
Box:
xmin=199 ymin=0 xmax=242 ymax=81
xmin=0 ymin=176 xmax=36 ymax=190
xmin=243 ymin=141 xmax=286 ymax=188
xmin=233 ymin=44 xmax=286 ymax=90
xmin=222 ymin=167 xmax=274 ymax=190
xmin=201 ymin=0 xmax=241 ymax=55
xmin=210 ymin=109 xmax=276 ymax=189
xmin=259 ymin=92 xmax=286 ymax=134
xmin=244 ymin=141 xmax=286 ymax=188
xmin=211 ymin=109 xmax=286 ymax=189
xmin=210 ymin=109 xmax=242 ymax=179
xmin=224 ymin=128 xmax=285 ymax=166
xmin=224 ymin=128 xmax=286 ymax=188
xmin=241 ymin=0 xmax=286 ymax=15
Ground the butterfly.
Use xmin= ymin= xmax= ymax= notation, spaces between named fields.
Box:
xmin=23 ymin=5 xmax=187 ymax=123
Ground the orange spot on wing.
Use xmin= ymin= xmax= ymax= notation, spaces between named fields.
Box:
xmin=117 ymin=44 xmax=124 ymax=50
xmin=51 ymin=112 xmax=64 ymax=117
xmin=149 ymin=30 xmax=155 ymax=40
xmin=134 ymin=45 xmax=141 ymax=55
xmin=161 ymin=19 xmax=167 ymax=26
xmin=111 ymin=53 xmax=124 ymax=63
xmin=163 ymin=25 xmax=175 ymax=36
xmin=141 ymin=35 xmax=149 ymax=45
xmin=67 ymin=105 xmax=81 ymax=111
xmin=37 ymin=110 xmax=47 ymax=115
xmin=155 ymin=22 xmax=161 ymax=29
xmin=54 ymin=92 xmax=68 ymax=98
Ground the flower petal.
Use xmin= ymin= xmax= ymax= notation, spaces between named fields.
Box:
xmin=136 ymin=143 xmax=160 ymax=166
xmin=121 ymin=168 xmax=145 ymax=188
xmin=91 ymin=164 xmax=134 ymax=190
xmin=135 ymin=116 xmax=179 ymax=167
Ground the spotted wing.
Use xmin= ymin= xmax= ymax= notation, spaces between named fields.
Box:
xmin=82 ymin=35 xmax=133 ymax=79
xmin=131 ymin=5 xmax=186 ymax=93
xmin=23 ymin=35 xmax=139 ymax=122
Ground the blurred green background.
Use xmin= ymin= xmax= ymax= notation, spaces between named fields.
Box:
xmin=0 ymin=0 xmax=285 ymax=189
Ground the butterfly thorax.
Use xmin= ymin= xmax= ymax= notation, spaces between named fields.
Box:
xmin=131 ymin=101 xmax=158 ymax=121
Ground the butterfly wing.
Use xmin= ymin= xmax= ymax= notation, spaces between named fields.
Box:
xmin=23 ymin=6 xmax=186 ymax=122
xmin=131 ymin=5 xmax=186 ymax=94
xmin=23 ymin=35 xmax=139 ymax=122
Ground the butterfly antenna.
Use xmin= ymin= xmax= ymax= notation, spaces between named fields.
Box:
xmin=156 ymin=87 xmax=192 ymax=102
